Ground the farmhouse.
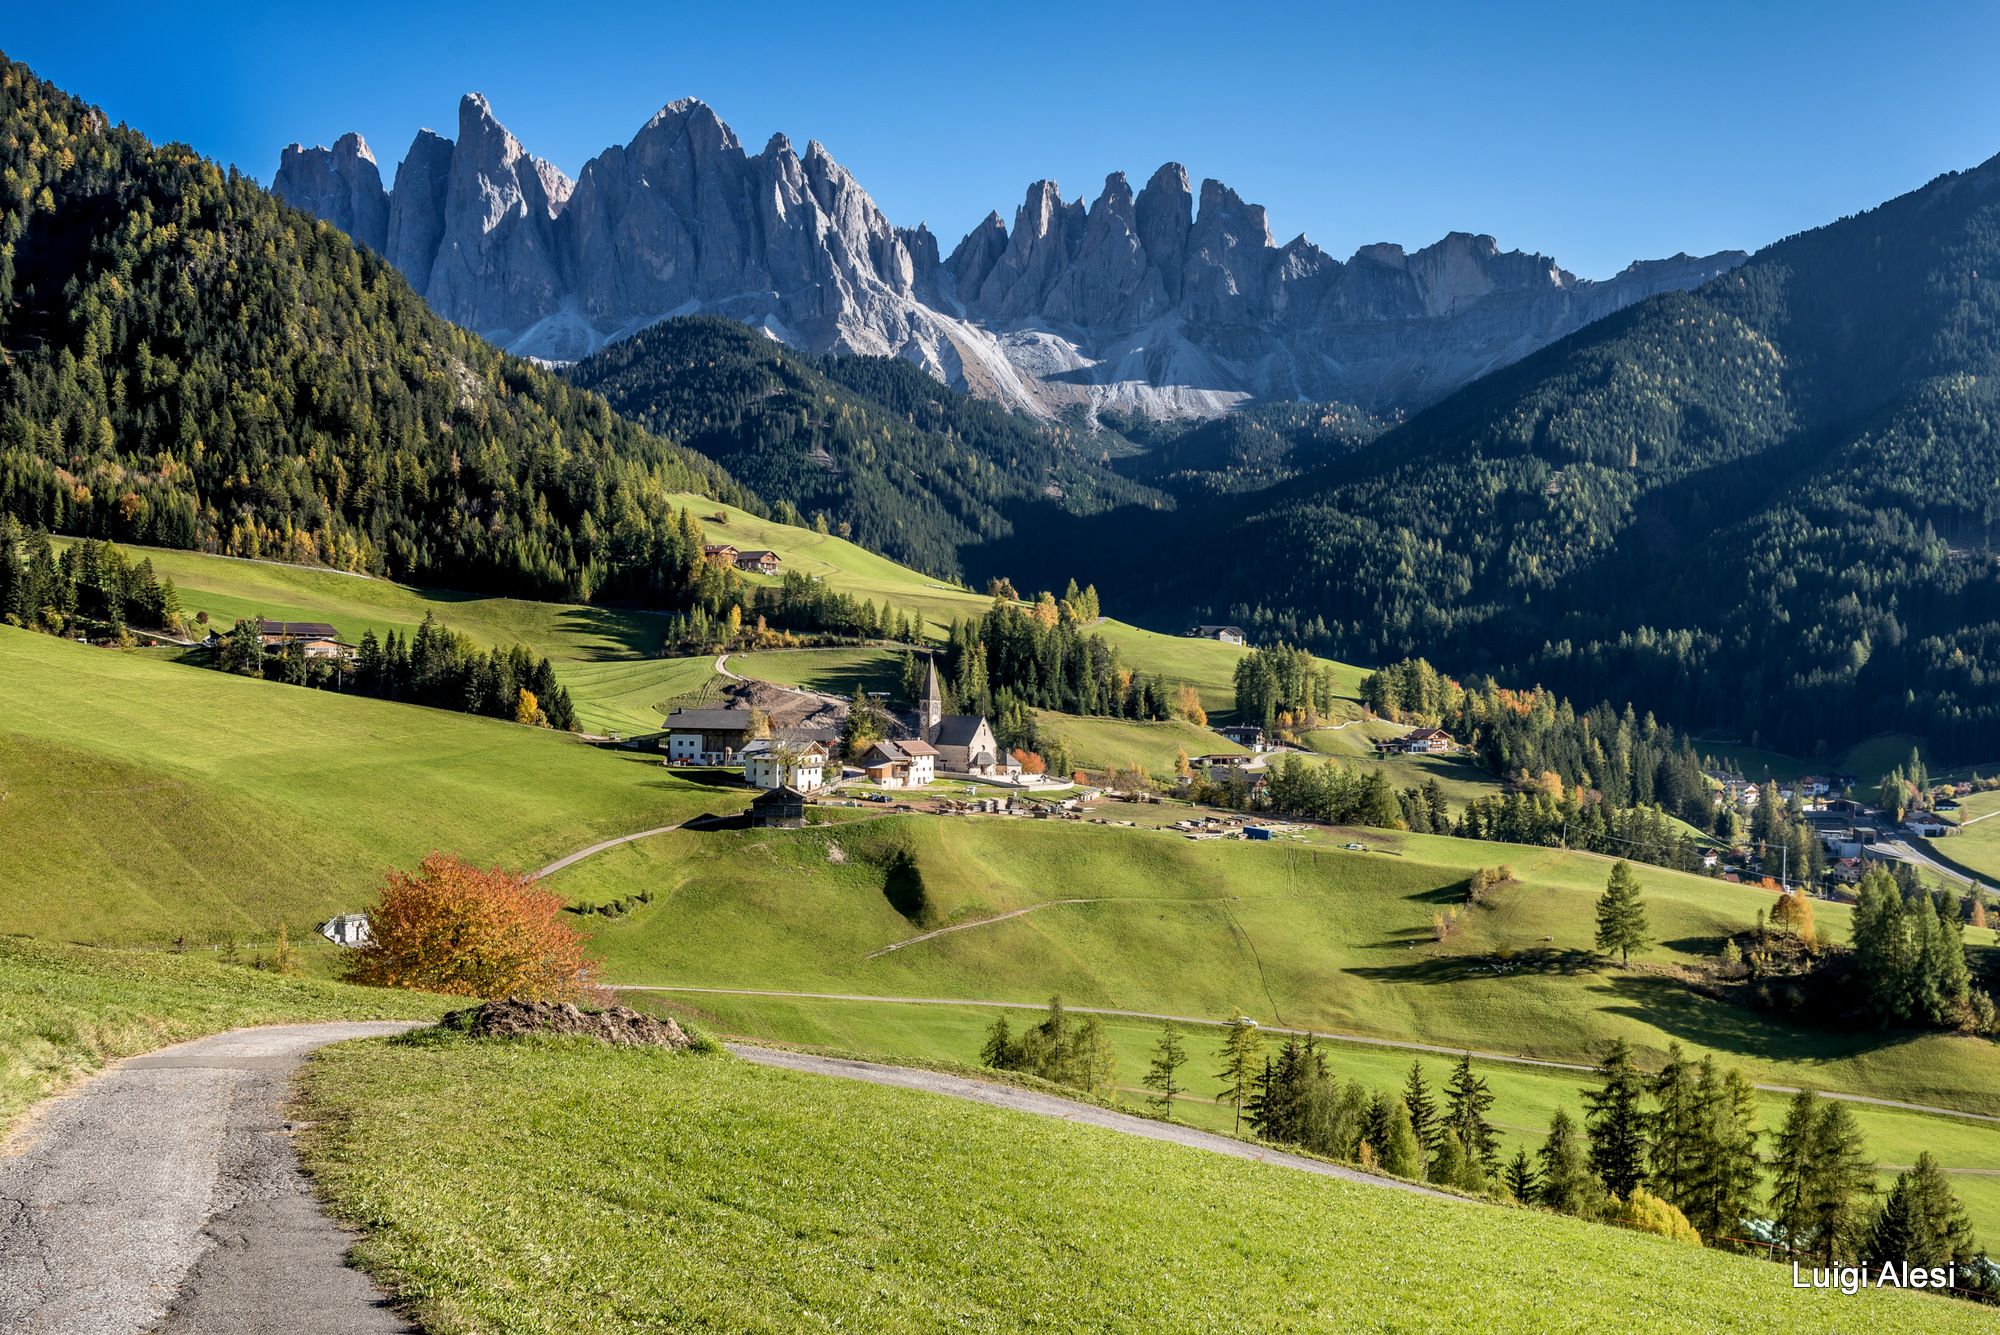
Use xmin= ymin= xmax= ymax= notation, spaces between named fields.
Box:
xmin=1907 ymin=813 xmax=1957 ymax=838
xmin=1214 ymin=724 xmax=1266 ymax=751
xmin=858 ymin=738 xmax=937 ymax=788
xmin=916 ymin=659 xmax=1016 ymax=777
xmin=1197 ymin=753 xmax=1255 ymax=769
xmin=1380 ymin=727 xmax=1456 ymax=756
xmin=1188 ymin=624 xmax=1247 ymax=646
xmin=734 ymin=549 xmax=782 ymax=575
xmin=741 ymin=738 xmax=828 ymax=792
xmin=256 ymin=620 xmax=349 ymax=659
xmin=701 ymin=543 xmax=739 ymax=565
xmin=663 ymin=707 xmax=760 ymax=764
xmin=749 ymin=785 xmax=808 ymax=828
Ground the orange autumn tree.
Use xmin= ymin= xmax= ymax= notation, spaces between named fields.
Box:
xmin=346 ymin=852 xmax=600 ymax=1001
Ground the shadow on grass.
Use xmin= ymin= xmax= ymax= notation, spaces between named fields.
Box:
xmin=1590 ymin=971 xmax=1907 ymax=1062
xmin=1350 ymin=947 xmax=1602 ymax=983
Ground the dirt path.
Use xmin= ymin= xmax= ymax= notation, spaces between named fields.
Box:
xmin=730 ymin=1046 xmax=1456 ymax=1201
xmin=532 ymin=825 xmax=684 ymax=880
xmin=0 ymin=1022 xmax=421 ymax=1335
xmin=627 ymin=985 xmax=2000 ymax=1127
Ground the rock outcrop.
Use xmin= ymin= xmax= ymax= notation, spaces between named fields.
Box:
xmin=437 ymin=997 xmax=695 ymax=1048
xmin=275 ymin=97 xmax=1746 ymax=419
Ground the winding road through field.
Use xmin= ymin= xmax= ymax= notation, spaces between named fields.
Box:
xmin=623 ymin=984 xmax=2000 ymax=1127
xmin=0 ymin=1022 xmax=420 ymax=1335
xmin=2 ymin=1018 xmax=1459 ymax=1334
xmin=731 ymin=1045 xmax=1455 ymax=1199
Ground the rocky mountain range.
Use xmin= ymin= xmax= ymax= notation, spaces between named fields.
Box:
xmin=275 ymin=96 xmax=1745 ymax=420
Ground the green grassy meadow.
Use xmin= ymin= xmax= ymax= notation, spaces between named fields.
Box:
xmin=0 ymin=937 xmax=444 ymax=1133
xmin=557 ymin=814 xmax=2000 ymax=1115
xmin=631 ymin=990 xmax=2000 ymax=1243
xmin=726 ymin=646 xmax=903 ymax=696
xmin=1031 ymin=708 xmax=1243 ymax=775
xmin=0 ymin=628 xmax=745 ymax=943
xmin=297 ymin=1034 xmax=1988 ymax=1334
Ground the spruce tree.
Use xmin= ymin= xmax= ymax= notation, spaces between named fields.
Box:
xmin=1768 ymin=1088 xmax=1823 ymax=1256
xmin=1402 ymin=1060 xmax=1440 ymax=1155
xmin=1683 ymin=1059 xmax=1761 ymax=1242
xmin=1503 ymin=1147 xmax=1539 ymax=1203
xmin=1379 ymin=1099 xmax=1424 ymax=1180
xmin=1581 ymin=1039 xmax=1648 ymax=1200
xmin=1594 ymin=860 xmax=1650 ymax=964
xmin=1645 ymin=1042 xmax=1703 ymax=1210
xmin=1142 ymin=1023 xmax=1188 ymax=1118
xmin=1443 ymin=1053 xmax=1499 ymax=1169
xmin=1537 ymin=1107 xmax=1601 ymax=1217
xmin=978 ymin=1015 xmax=1016 ymax=1070
xmin=1805 ymin=1101 xmax=1876 ymax=1266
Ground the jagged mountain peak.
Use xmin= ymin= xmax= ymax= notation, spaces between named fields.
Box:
xmin=276 ymin=96 xmax=1748 ymax=419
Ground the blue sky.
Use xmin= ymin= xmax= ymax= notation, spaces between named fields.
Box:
xmin=8 ymin=1 xmax=2000 ymax=277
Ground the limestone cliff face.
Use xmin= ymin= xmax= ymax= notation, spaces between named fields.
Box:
xmin=276 ymin=98 xmax=1745 ymax=418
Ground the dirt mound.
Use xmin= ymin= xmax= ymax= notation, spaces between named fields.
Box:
xmin=437 ymin=997 xmax=694 ymax=1049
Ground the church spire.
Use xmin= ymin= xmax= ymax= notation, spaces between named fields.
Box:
xmin=920 ymin=655 xmax=943 ymax=738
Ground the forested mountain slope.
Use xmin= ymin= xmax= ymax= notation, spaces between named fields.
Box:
xmin=1187 ymin=151 xmax=2000 ymax=761
xmin=0 ymin=55 xmax=744 ymax=605
xmin=565 ymin=316 xmax=1161 ymax=578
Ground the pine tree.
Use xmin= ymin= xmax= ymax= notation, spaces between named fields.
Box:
xmin=1882 ymin=1151 xmax=1979 ymax=1267
xmin=1594 ymin=860 xmax=1650 ymax=964
xmin=978 ymin=1015 xmax=1017 ymax=1070
xmin=1402 ymin=1060 xmax=1440 ymax=1155
xmin=1683 ymin=1059 xmax=1761 ymax=1242
xmin=1537 ymin=1107 xmax=1601 ymax=1217
xmin=1503 ymin=1147 xmax=1539 ymax=1203
xmin=1142 ymin=1022 xmax=1187 ymax=1118
xmin=1582 ymin=1039 xmax=1648 ymax=1200
xmin=1442 ymin=1053 xmax=1499 ymax=1169
xmin=1372 ymin=1096 xmax=1421 ymax=1179
xmin=1645 ymin=1042 xmax=1703 ymax=1211
xmin=1768 ymin=1088 xmax=1823 ymax=1257
xmin=1806 ymin=1101 xmax=1876 ymax=1266
xmin=1215 ymin=1014 xmax=1265 ymax=1134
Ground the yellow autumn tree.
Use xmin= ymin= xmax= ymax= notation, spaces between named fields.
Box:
xmin=346 ymin=853 xmax=600 ymax=1002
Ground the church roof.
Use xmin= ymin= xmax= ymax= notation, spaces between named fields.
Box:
xmin=931 ymin=715 xmax=989 ymax=747
xmin=924 ymin=656 xmax=943 ymax=702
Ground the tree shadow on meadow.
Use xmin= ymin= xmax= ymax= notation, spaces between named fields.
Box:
xmin=1348 ymin=946 xmax=1603 ymax=984
xmin=1589 ymin=970 xmax=1908 ymax=1062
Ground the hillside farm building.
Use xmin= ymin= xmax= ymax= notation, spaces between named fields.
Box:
xmin=663 ymin=707 xmax=760 ymax=764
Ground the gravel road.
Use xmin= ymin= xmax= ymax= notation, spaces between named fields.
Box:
xmin=0 ymin=1022 xmax=420 ymax=1335
xmin=732 ymin=1045 xmax=1457 ymax=1199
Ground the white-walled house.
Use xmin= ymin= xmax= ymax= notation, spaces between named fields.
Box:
xmin=742 ymin=739 xmax=828 ymax=792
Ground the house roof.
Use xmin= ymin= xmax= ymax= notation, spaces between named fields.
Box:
xmin=931 ymin=715 xmax=989 ymax=747
xmin=665 ymin=707 xmax=757 ymax=731
xmin=702 ymin=543 xmax=738 ymax=554
xmin=1193 ymin=624 xmax=1245 ymax=636
xmin=1407 ymin=727 xmax=1451 ymax=741
xmin=737 ymin=549 xmax=779 ymax=560
xmin=751 ymin=785 xmax=808 ymax=805
xmin=861 ymin=741 xmax=908 ymax=764
xmin=896 ymin=738 xmax=938 ymax=757
xmin=258 ymin=620 xmax=339 ymax=639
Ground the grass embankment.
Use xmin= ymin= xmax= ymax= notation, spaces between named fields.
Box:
xmin=298 ymin=1035 xmax=1985 ymax=1333
xmin=0 ymin=937 xmax=443 ymax=1133
xmin=0 ymin=629 xmax=743 ymax=944
xmin=1030 ymin=709 xmax=1244 ymax=775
